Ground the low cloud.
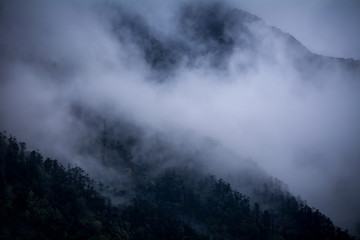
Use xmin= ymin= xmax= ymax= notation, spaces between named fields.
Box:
xmin=0 ymin=0 xmax=359 ymax=234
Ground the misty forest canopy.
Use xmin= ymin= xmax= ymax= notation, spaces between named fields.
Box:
xmin=0 ymin=133 xmax=357 ymax=240
xmin=0 ymin=0 xmax=360 ymax=239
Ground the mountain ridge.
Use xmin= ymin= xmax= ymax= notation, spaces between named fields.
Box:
xmin=0 ymin=1 xmax=360 ymax=237
xmin=0 ymin=132 xmax=357 ymax=240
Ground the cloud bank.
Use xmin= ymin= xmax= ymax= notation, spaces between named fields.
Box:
xmin=0 ymin=0 xmax=359 ymax=234
xmin=235 ymin=0 xmax=360 ymax=59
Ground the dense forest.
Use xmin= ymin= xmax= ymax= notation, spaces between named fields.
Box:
xmin=0 ymin=132 xmax=356 ymax=240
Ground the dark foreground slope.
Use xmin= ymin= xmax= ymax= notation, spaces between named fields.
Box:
xmin=0 ymin=132 xmax=356 ymax=240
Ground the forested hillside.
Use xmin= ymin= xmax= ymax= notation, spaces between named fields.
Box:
xmin=1 ymin=1 xmax=360 ymax=236
xmin=0 ymin=132 xmax=356 ymax=240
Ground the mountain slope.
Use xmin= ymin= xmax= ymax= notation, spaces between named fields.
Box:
xmin=1 ymin=1 xmax=360 ymax=237
xmin=110 ymin=2 xmax=360 ymax=77
xmin=0 ymin=132 xmax=356 ymax=240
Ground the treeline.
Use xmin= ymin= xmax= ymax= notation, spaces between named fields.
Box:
xmin=0 ymin=132 xmax=356 ymax=239
xmin=0 ymin=133 xmax=127 ymax=240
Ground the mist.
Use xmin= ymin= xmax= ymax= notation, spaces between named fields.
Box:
xmin=0 ymin=0 xmax=360 ymax=234
xmin=235 ymin=0 xmax=360 ymax=59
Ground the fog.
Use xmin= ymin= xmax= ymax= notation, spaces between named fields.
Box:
xmin=0 ymin=0 xmax=360 ymax=234
xmin=235 ymin=0 xmax=360 ymax=59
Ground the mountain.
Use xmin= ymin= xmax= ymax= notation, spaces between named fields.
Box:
xmin=0 ymin=132 xmax=356 ymax=240
xmin=1 ymin=1 xmax=360 ymax=238
xmin=111 ymin=2 xmax=360 ymax=77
